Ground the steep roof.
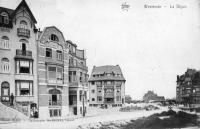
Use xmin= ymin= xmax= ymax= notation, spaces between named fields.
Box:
xmin=89 ymin=65 xmax=126 ymax=81
xmin=12 ymin=0 xmax=37 ymax=23
xmin=0 ymin=0 xmax=37 ymax=23
xmin=39 ymin=26 xmax=66 ymax=42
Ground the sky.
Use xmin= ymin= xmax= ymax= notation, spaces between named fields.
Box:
xmin=1 ymin=0 xmax=200 ymax=100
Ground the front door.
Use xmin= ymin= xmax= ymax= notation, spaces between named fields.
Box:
xmin=52 ymin=94 xmax=57 ymax=105
xmin=73 ymin=107 xmax=77 ymax=115
xmin=1 ymin=82 xmax=10 ymax=102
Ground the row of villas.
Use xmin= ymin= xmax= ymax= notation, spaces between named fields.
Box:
xmin=176 ymin=68 xmax=200 ymax=107
xmin=0 ymin=0 xmax=89 ymax=118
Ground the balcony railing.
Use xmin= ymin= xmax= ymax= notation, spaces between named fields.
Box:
xmin=69 ymin=63 xmax=88 ymax=71
xmin=15 ymin=49 xmax=32 ymax=59
xmin=49 ymin=100 xmax=62 ymax=106
xmin=17 ymin=28 xmax=30 ymax=38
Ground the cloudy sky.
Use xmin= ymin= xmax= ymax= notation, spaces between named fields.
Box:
xmin=1 ymin=0 xmax=200 ymax=99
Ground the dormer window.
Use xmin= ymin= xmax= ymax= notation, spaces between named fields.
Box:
xmin=0 ymin=12 xmax=9 ymax=24
xmin=49 ymin=34 xmax=59 ymax=42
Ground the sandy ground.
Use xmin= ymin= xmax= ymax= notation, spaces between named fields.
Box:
xmin=0 ymin=105 xmax=169 ymax=129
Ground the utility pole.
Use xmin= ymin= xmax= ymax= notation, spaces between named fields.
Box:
xmin=82 ymin=84 xmax=85 ymax=117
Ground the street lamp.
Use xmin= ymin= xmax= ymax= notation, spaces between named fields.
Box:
xmin=82 ymin=84 xmax=85 ymax=117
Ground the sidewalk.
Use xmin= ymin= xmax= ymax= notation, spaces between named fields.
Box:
xmin=0 ymin=107 xmax=168 ymax=129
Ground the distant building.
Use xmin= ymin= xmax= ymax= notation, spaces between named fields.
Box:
xmin=88 ymin=65 xmax=126 ymax=107
xmin=143 ymin=91 xmax=165 ymax=102
xmin=176 ymin=68 xmax=200 ymax=107
xmin=0 ymin=0 xmax=38 ymax=116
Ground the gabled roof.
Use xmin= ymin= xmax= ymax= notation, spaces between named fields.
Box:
xmin=39 ymin=26 xmax=66 ymax=43
xmin=11 ymin=0 xmax=37 ymax=23
xmin=89 ymin=65 xmax=126 ymax=81
xmin=92 ymin=65 xmax=123 ymax=75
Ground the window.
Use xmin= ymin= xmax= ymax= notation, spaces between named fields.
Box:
xmin=79 ymin=90 xmax=82 ymax=101
xmin=16 ymin=60 xmax=32 ymax=74
xmin=49 ymin=34 xmax=59 ymax=42
xmin=22 ymin=43 xmax=26 ymax=51
xmin=56 ymin=50 xmax=62 ymax=60
xmin=0 ymin=12 xmax=9 ymax=24
xmin=49 ymin=109 xmax=61 ymax=117
xmin=73 ymin=71 xmax=76 ymax=82
xmin=116 ymin=96 xmax=121 ymax=101
xmin=20 ymin=20 xmax=28 ymax=29
xmin=80 ymin=72 xmax=82 ymax=82
xmin=1 ymin=82 xmax=10 ymax=102
xmin=97 ymin=86 xmax=102 ymax=93
xmin=91 ymin=82 xmax=95 ymax=85
xmin=46 ymin=48 xmax=52 ymax=58
xmin=196 ymin=88 xmax=200 ymax=92
xmin=97 ymin=96 xmax=102 ymax=101
xmin=0 ymin=36 xmax=9 ymax=49
xmin=116 ymin=86 xmax=121 ymax=93
xmin=92 ymin=98 xmax=95 ymax=101
xmin=91 ymin=90 xmax=95 ymax=93
xmin=1 ymin=58 xmax=9 ymax=73
xmin=69 ymin=71 xmax=72 ymax=82
xmin=15 ymin=81 xmax=33 ymax=96
xmin=57 ymin=67 xmax=63 ymax=83
xmin=48 ymin=66 xmax=63 ymax=84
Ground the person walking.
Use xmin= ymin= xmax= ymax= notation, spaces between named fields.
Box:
xmin=10 ymin=93 xmax=14 ymax=106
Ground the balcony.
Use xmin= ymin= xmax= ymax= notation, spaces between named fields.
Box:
xmin=17 ymin=28 xmax=30 ymax=38
xmin=49 ymin=100 xmax=62 ymax=106
xmin=15 ymin=49 xmax=32 ymax=60
xmin=69 ymin=63 xmax=88 ymax=71
xmin=104 ymin=93 xmax=114 ymax=98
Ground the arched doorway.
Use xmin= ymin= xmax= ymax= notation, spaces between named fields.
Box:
xmin=48 ymin=89 xmax=62 ymax=117
xmin=49 ymin=89 xmax=62 ymax=106
xmin=1 ymin=82 xmax=10 ymax=102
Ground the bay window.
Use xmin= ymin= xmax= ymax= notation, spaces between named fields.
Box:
xmin=48 ymin=66 xmax=63 ymax=84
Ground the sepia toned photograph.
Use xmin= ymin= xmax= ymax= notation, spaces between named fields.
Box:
xmin=0 ymin=0 xmax=200 ymax=128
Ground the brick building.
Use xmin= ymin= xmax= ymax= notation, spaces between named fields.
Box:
xmin=37 ymin=26 xmax=69 ymax=118
xmin=176 ymin=69 xmax=200 ymax=107
xmin=0 ymin=0 xmax=38 ymax=116
xmin=88 ymin=65 xmax=125 ymax=107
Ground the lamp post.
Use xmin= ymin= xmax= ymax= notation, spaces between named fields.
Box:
xmin=82 ymin=84 xmax=85 ymax=117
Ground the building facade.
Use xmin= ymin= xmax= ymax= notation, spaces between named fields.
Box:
xmin=0 ymin=0 xmax=89 ymax=118
xmin=88 ymin=65 xmax=125 ymax=107
xmin=67 ymin=40 xmax=89 ymax=116
xmin=0 ymin=0 xmax=38 ymax=116
xmin=176 ymin=69 xmax=200 ymax=107
xmin=37 ymin=26 xmax=69 ymax=118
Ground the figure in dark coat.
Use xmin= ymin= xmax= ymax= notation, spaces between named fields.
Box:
xmin=10 ymin=93 xmax=14 ymax=106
